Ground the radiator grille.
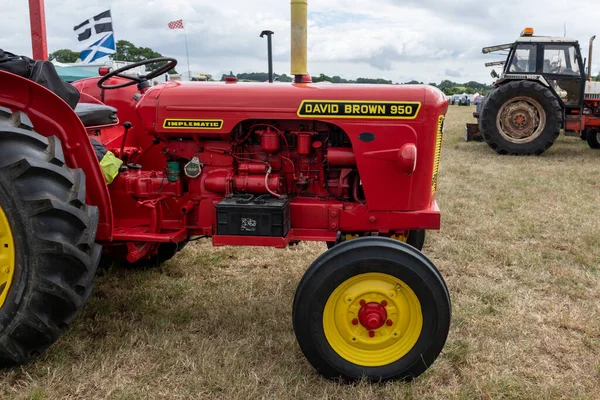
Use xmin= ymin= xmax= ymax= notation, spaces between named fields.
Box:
xmin=431 ymin=115 xmax=445 ymax=194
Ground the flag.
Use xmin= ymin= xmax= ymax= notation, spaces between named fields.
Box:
xmin=168 ymin=20 xmax=184 ymax=30
xmin=74 ymin=10 xmax=113 ymax=42
xmin=80 ymin=33 xmax=116 ymax=64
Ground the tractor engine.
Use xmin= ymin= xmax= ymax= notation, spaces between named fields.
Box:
xmin=110 ymin=117 xmax=368 ymax=237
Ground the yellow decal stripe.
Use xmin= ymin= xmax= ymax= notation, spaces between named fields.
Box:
xmin=297 ymin=100 xmax=421 ymax=120
xmin=163 ymin=119 xmax=224 ymax=130
xmin=431 ymin=115 xmax=445 ymax=194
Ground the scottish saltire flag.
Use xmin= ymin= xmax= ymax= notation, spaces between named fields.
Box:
xmin=80 ymin=33 xmax=116 ymax=64
xmin=74 ymin=10 xmax=113 ymax=42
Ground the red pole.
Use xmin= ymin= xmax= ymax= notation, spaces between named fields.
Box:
xmin=29 ymin=0 xmax=48 ymax=60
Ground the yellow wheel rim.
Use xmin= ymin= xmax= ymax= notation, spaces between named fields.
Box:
xmin=0 ymin=205 xmax=15 ymax=308
xmin=323 ymin=272 xmax=423 ymax=367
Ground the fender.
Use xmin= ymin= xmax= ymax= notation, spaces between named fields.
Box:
xmin=496 ymin=74 xmax=551 ymax=88
xmin=0 ymin=70 xmax=113 ymax=240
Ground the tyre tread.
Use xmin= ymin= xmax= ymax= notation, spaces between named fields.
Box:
xmin=0 ymin=112 xmax=99 ymax=366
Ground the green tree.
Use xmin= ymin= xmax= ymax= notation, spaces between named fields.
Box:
xmin=114 ymin=40 xmax=177 ymax=73
xmin=332 ymin=75 xmax=348 ymax=83
xmin=312 ymin=73 xmax=333 ymax=83
xmin=356 ymin=77 xmax=392 ymax=84
xmin=49 ymin=49 xmax=80 ymax=63
xmin=277 ymin=74 xmax=293 ymax=82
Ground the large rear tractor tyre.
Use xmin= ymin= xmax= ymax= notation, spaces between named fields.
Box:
xmin=293 ymin=237 xmax=451 ymax=382
xmin=0 ymin=109 xmax=100 ymax=365
xmin=479 ymin=81 xmax=562 ymax=155
xmin=586 ymin=129 xmax=600 ymax=149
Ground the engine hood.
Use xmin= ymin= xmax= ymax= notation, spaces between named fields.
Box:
xmin=136 ymin=81 xmax=447 ymax=137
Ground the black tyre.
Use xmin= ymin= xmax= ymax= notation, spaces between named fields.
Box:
xmin=0 ymin=109 xmax=100 ymax=365
xmin=143 ymin=242 xmax=188 ymax=266
xmin=293 ymin=237 xmax=451 ymax=382
xmin=586 ymin=129 xmax=600 ymax=149
xmin=101 ymin=241 xmax=188 ymax=269
xmin=479 ymin=80 xmax=562 ymax=155
xmin=406 ymin=229 xmax=426 ymax=250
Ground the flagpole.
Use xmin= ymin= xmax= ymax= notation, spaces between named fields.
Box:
xmin=109 ymin=6 xmax=116 ymax=62
xmin=183 ymin=21 xmax=191 ymax=80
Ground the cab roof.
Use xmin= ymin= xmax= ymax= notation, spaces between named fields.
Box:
xmin=516 ymin=36 xmax=578 ymax=44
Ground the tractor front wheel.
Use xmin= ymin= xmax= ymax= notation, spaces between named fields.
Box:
xmin=293 ymin=237 xmax=450 ymax=381
xmin=479 ymin=81 xmax=561 ymax=155
xmin=0 ymin=109 xmax=100 ymax=365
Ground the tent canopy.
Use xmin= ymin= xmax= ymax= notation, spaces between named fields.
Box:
xmin=55 ymin=65 xmax=98 ymax=82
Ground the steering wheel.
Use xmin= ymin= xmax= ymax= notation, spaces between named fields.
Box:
xmin=97 ymin=57 xmax=178 ymax=90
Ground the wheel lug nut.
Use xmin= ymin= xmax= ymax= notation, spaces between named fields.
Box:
xmin=381 ymin=300 xmax=387 ymax=307
xmin=369 ymin=331 xmax=375 ymax=338
xmin=352 ymin=318 xmax=358 ymax=325
xmin=359 ymin=299 xmax=366 ymax=306
xmin=386 ymin=319 xmax=393 ymax=326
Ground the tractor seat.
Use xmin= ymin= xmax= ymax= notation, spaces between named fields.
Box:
xmin=74 ymin=103 xmax=118 ymax=127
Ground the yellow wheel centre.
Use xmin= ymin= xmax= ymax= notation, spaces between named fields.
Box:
xmin=323 ymin=272 xmax=423 ymax=367
xmin=0 ymin=205 xmax=15 ymax=308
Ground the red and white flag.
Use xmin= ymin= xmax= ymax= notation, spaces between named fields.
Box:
xmin=168 ymin=19 xmax=184 ymax=29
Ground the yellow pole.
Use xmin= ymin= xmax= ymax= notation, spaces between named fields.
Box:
xmin=291 ymin=0 xmax=308 ymax=82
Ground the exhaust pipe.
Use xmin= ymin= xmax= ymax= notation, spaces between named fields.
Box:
xmin=291 ymin=0 xmax=308 ymax=83
xmin=589 ymin=35 xmax=596 ymax=81
xmin=260 ymin=30 xmax=275 ymax=83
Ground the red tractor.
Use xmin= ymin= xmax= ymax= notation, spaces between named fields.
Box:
xmin=0 ymin=0 xmax=450 ymax=381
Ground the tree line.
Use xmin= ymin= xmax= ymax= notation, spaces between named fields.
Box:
xmin=50 ymin=45 xmax=491 ymax=93
xmin=220 ymin=72 xmax=491 ymax=93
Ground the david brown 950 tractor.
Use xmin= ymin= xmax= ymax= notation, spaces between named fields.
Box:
xmin=0 ymin=0 xmax=450 ymax=381
xmin=477 ymin=28 xmax=600 ymax=155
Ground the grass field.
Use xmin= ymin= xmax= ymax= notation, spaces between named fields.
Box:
xmin=2 ymin=106 xmax=600 ymax=399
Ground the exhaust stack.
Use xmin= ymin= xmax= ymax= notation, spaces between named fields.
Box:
xmin=291 ymin=0 xmax=308 ymax=83
xmin=589 ymin=35 xmax=596 ymax=81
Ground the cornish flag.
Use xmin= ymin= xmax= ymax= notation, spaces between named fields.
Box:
xmin=80 ymin=33 xmax=116 ymax=64
xmin=74 ymin=10 xmax=113 ymax=41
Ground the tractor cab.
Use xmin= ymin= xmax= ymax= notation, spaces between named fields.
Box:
xmin=475 ymin=28 xmax=599 ymax=155
xmin=487 ymin=28 xmax=586 ymax=109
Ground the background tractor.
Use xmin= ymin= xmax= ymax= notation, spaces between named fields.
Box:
xmin=0 ymin=0 xmax=450 ymax=382
xmin=476 ymin=28 xmax=600 ymax=155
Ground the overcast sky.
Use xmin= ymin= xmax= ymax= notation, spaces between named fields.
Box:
xmin=2 ymin=0 xmax=600 ymax=83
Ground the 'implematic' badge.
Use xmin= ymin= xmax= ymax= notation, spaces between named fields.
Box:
xmin=163 ymin=119 xmax=224 ymax=130
xmin=297 ymin=100 xmax=421 ymax=119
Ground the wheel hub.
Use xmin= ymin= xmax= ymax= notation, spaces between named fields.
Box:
xmin=358 ymin=301 xmax=387 ymax=330
xmin=496 ymin=97 xmax=546 ymax=144
xmin=322 ymin=272 xmax=423 ymax=367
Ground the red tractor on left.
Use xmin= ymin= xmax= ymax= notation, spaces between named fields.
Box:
xmin=0 ymin=0 xmax=450 ymax=382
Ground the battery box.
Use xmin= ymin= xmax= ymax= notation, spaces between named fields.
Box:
xmin=216 ymin=196 xmax=291 ymax=237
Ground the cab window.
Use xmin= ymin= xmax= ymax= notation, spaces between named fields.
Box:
xmin=543 ymin=45 xmax=580 ymax=75
xmin=508 ymin=44 xmax=537 ymax=73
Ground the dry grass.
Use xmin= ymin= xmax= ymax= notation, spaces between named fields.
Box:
xmin=2 ymin=106 xmax=600 ymax=399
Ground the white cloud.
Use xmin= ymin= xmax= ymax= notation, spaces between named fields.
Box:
xmin=2 ymin=0 xmax=600 ymax=83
